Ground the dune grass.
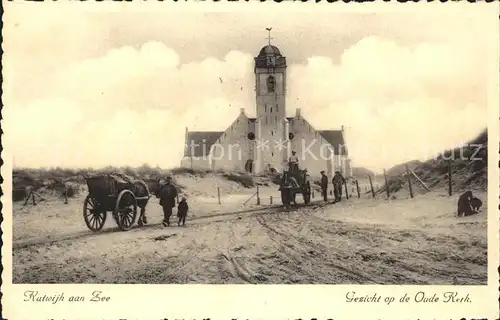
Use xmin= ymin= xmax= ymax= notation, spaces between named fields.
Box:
xmin=12 ymin=164 xmax=256 ymax=202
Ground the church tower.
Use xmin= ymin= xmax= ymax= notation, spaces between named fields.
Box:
xmin=254 ymin=29 xmax=287 ymax=172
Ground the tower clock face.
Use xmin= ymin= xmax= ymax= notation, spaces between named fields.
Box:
xmin=267 ymin=56 xmax=276 ymax=67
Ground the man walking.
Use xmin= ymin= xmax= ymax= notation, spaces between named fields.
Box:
xmin=332 ymin=171 xmax=346 ymax=202
xmin=320 ymin=171 xmax=328 ymax=202
xmin=158 ymin=176 xmax=178 ymax=226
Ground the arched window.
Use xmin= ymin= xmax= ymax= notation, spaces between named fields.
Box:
xmin=270 ymin=107 xmax=273 ymax=113
xmin=266 ymin=75 xmax=276 ymax=93
xmin=265 ymin=105 xmax=267 ymax=112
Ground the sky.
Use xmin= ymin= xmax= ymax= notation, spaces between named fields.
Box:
xmin=3 ymin=3 xmax=496 ymax=173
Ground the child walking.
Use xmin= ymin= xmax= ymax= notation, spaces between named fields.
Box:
xmin=177 ymin=197 xmax=189 ymax=226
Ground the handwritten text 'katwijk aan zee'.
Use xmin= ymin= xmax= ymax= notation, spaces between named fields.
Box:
xmin=24 ymin=290 xmax=111 ymax=304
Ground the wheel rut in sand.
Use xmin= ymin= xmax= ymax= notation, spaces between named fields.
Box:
xmin=254 ymin=211 xmax=377 ymax=283
xmin=211 ymin=220 xmax=259 ymax=284
xmin=298 ymin=210 xmax=487 ymax=284
xmin=219 ymin=253 xmax=254 ymax=284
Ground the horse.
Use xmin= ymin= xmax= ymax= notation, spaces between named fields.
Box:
xmin=280 ymin=169 xmax=310 ymax=208
xmin=136 ymin=177 xmax=174 ymax=226
xmin=144 ymin=178 xmax=162 ymax=198
xmin=457 ymin=191 xmax=473 ymax=217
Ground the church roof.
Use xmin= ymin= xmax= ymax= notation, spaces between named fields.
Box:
xmin=258 ymin=45 xmax=282 ymax=57
xmin=318 ymin=130 xmax=347 ymax=155
xmin=185 ymin=131 xmax=223 ymax=157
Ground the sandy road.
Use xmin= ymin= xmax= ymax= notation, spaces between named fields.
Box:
xmin=12 ymin=203 xmax=284 ymax=250
xmin=13 ymin=191 xmax=487 ymax=285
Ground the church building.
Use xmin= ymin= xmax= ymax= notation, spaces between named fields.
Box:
xmin=181 ymin=37 xmax=352 ymax=179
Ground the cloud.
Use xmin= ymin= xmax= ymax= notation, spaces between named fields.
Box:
xmin=286 ymin=37 xmax=487 ymax=171
xmin=5 ymin=35 xmax=488 ymax=172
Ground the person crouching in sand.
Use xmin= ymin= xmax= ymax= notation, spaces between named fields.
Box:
xmin=177 ymin=197 xmax=189 ymax=226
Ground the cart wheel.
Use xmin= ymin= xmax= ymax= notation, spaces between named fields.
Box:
xmin=114 ymin=190 xmax=138 ymax=231
xmin=303 ymin=182 xmax=311 ymax=204
xmin=83 ymin=195 xmax=107 ymax=232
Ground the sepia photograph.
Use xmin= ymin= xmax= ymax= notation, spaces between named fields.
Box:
xmin=3 ymin=5 xmax=494 ymax=287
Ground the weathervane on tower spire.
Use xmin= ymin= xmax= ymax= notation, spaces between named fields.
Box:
xmin=265 ymin=27 xmax=273 ymax=45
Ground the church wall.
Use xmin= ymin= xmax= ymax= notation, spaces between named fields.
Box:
xmin=180 ymin=156 xmax=212 ymax=170
xmin=338 ymin=155 xmax=351 ymax=177
xmin=289 ymin=116 xmax=335 ymax=179
xmin=255 ymin=115 xmax=289 ymax=173
xmin=210 ymin=112 xmax=252 ymax=172
xmin=340 ymin=130 xmax=352 ymax=177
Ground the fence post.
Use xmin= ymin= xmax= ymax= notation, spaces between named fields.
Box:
xmin=23 ymin=189 xmax=31 ymax=207
xmin=257 ymin=185 xmax=261 ymax=205
xmin=448 ymin=159 xmax=452 ymax=196
xmin=64 ymin=188 xmax=68 ymax=204
xmin=344 ymin=182 xmax=349 ymax=200
xmin=368 ymin=175 xmax=375 ymax=198
xmin=355 ymin=180 xmax=360 ymax=198
xmin=405 ymin=164 xmax=414 ymax=199
xmin=217 ymin=187 xmax=221 ymax=205
xmin=383 ymin=169 xmax=390 ymax=198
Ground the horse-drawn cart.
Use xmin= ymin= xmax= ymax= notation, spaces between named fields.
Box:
xmin=83 ymin=174 xmax=151 ymax=232
xmin=279 ymin=168 xmax=311 ymax=209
